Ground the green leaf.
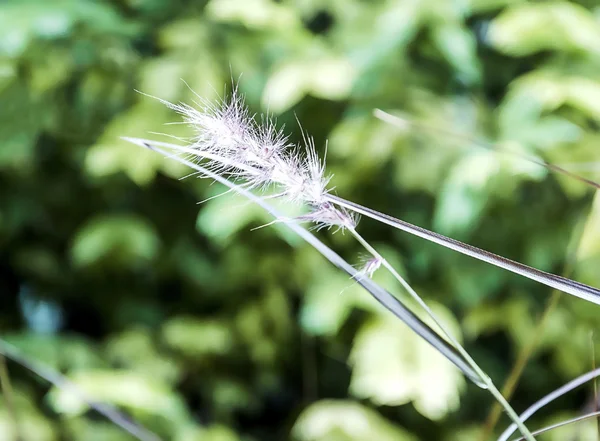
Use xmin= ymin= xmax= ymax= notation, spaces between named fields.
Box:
xmin=175 ymin=425 xmax=241 ymax=441
xmin=46 ymin=370 xmax=188 ymax=423
xmin=328 ymin=113 xmax=400 ymax=165
xmin=261 ymin=53 xmax=356 ymax=113
xmin=566 ymin=78 xmax=600 ymax=121
xmin=464 ymin=298 xmax=535 ymax=351
xmin=293 ymin=400 xmax=417 ymax=441
xmin=85 ymin=102 xmax=190 ymax=185
xmin=346 ymin=0 xmax=422 ymax=70
xmin=515 ymin=116 xmax=581 ymax=149
xmin=262 ymin=61 xmax=308 ymax=113
xmin=70 ymin=214 xmax=160 ymax=268
xmin=196 ymin=191 xmax=271 ymax=246
xmin=0 ymin=0 xmax=129 ymax=56
xmin=308 ymin=57 xmax=357 ymax=101
xmin=0 ymin=82 xmax=44 ymax=170
xmin=488 ymin=2 xmax=600 ymax=56
xmin=105 ymin=328 xmax=181 ymax=384
xmin=498 ymin=73 xmax=562 ymax=140
xmin=235 ymin=289 xmax=293 ymax=366
xmin=27 ymin=48 xmax=73 ymax=95
xmin=300 ymin=269 xmax=375 ymax=336
xmin=0 ymin=384 xmax=57 ymax=441
xmin=431 ymin=24 xmax=481 ymax=85
xmin=468 ymin=0 xmax=524 ymax=13
xmin=0 ymin=61 xmax=17 ymax=94
xmin=162 ymin=316 xmax=234 ymax=358
xmin=433 ymin=151 xmax=498 ymax=237
xmin=13 ymin=246 xmax=61 ymax=280
xmin=0 ymin=407 xmax=56 ymax=441
xmin=206 ymin=0 xmax=300 ymax=30
xmin=62 ymin=419 xmax=133 ymax=441
xmin=349 ymin=306 xmax=465 ymax=420
xmin=3 ymin=333 xmax=103 ymax=371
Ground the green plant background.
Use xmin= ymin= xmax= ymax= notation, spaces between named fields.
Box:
xmin=2 ymin=0 xmax=600 ymax=440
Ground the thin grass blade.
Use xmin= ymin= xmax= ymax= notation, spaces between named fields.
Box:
xmin=374 ymin=109 xmax=600 ymax=190
xmin=511 ymin=410 xmax=600 ymax=441
xmin=498 ymin=367 xmax=600 ymax=441
xmin=0 ymin=340 xmax=161 ymax=441
xmin=327 ymin=194 xmax=600 ymax=306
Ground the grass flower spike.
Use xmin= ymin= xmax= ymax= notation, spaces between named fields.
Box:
xmin=144 ymin=89 xmax=349 ymax=231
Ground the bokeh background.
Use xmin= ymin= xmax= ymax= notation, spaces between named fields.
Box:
xmin=2 ymin=0 xmax=600 ymax=440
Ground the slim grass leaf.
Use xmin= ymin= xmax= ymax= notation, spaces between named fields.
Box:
xmin=326 ymin=194 xmax=600 ymax=306
xmin=374 ymin=109 xmax=600 ymax=190
xmin=0 ymin=340 xmax=161 ymax=441
xmin=511 ymin=410 xmax=600 ymax=441
xmin=498 ymin=367 xmax=600 ymax=441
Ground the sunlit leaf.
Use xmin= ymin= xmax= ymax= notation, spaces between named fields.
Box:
xmin=433 ymin=150 xmax=498 ymax=237
xmin=47 ymin=370 xmax=189 ymax=423
xmin=293 ymin=400 xmax=417 ymax=441
xmin=0 ymin=408 xmax=57 ymax=441
xmin=70 ymin=214 xmax=161 ymax=268
xmin=300 ymin=268 xmax=376 ymax=336
xmin=162 ymin=316 xmax=234 ymax=358
xmin=175 ymin=424 xmax=241 ymax=441
xmin=63 ymin=419 xmax=134 ymax=441
xmin=85 ymin=102 xmax=190 ymax=185
xmin=0 ymin=386 xmax=57 ymax=441
xmin=488 ymin=2 xmax=600 ymax=56
xmin=105 ymin=328 xmax=182 ymax=384
xmin=308 ymin=57 xmax=357 ymax=101
xmin=431 ymin=24 xmax=481 ymax=85
xmin=206 ymin=0 xmax=300 ymax=30
xmin=196 ymin=192 xmax=270 ymax=246
xmin=349 ymin=305 xmax=465 ymax=420
xmin=262 ymin=61 xmax=308 ymax=113
xmin=464 ymin=297 xmax=535 ymax=351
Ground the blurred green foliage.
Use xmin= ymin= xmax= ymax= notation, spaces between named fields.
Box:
xmin=1 ymin=0 xmax=600 ymax=440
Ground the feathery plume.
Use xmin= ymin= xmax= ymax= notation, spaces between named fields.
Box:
xmin=149 ymin=88 xmax=347 ymax=230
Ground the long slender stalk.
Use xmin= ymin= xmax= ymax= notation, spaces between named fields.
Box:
xmin=479 ymin=290 xmax=561 ymax=441
xmin=326 ymin=194 xmax=600 ymax=306
xmin=138 ymin=142 xmax=481 ymax=384
xmin=510 ymin=410 xmax=600 ymax=441
xmin=498 ymin=367 xmax=600 ymax=441
xmin=591 ymin=332 xmax=599 ymax=440
xmin=134 ymin=141 xmax=540 ymax=441
xmin=348 ymin=228 xmax=535 ymax=441
xmin=0 ymin=340 xmax=161 ymax=441
xmin=481 ymin=223 xmax=584 ymax=441
xmin=373 ymin=109 xmax=600 ymax=190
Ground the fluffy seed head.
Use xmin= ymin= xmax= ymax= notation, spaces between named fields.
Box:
xmin=162 ymin=88 xmax=353 ymax=231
